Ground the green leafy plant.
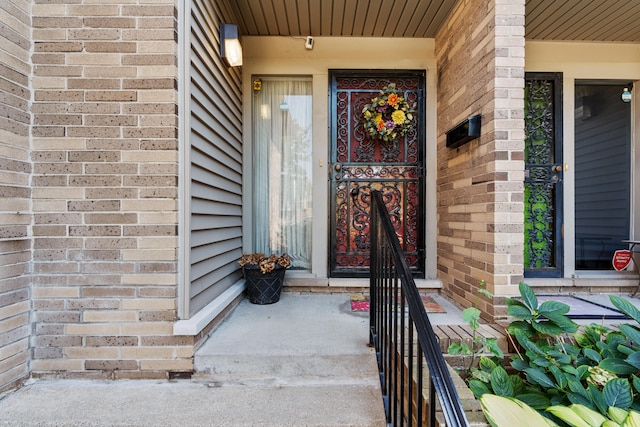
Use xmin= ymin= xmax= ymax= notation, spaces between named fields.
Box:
xmin=480 ymin=393 xmax=558 ymax=427
xmin=481 ymin=394 xmax=640 ymax=427
xmin=465 ymin=282 xmax=640 ymax=420
xmin=448 ymin=280 xmax=504 ymax=378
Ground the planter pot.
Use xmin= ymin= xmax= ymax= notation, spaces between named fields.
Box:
xmin=243 ymin=265 xmax=286 ymax=304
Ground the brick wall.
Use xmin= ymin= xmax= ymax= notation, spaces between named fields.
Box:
xmin=435 ymin=0 xmax=525 ymax=321
xmin=0 ymin=0 xmax=32 ymax=393
xmin=30 ymin=0 xmax=189 ymax=378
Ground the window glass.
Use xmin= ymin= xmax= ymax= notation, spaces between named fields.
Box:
xmin=252 ymin=78 xmax=313 ymax=269
xmin=574 ymin=83 xmax=631 ymax=270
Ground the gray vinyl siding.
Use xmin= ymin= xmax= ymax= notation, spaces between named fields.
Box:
xmin=575 ymin=84 xmax=631 ymax=268
xmin=189 ymin=0 xmax=243 ymax=316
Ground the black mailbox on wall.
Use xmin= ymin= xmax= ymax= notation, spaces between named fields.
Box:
xmin=446 ymin=114 xmax=481 ymax=148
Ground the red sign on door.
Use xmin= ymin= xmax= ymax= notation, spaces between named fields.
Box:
xmin=612 ymin=250 xmax=632 ymax=271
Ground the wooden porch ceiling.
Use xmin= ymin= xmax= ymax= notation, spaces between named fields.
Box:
xmin=228 ymin=0 xmax=640 ymax=42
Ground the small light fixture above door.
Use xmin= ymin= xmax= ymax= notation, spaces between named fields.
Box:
xmin=220 ymin=23 xmax=242 ymax=67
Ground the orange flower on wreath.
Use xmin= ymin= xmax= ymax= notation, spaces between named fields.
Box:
xmin=387 ymin=93 xmax=399 ymax=107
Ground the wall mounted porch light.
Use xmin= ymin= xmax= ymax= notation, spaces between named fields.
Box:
xmin=621 ymin=86 xmax=632 ymax=103
xmin=220 ymin=23 xmax=243 ymax=67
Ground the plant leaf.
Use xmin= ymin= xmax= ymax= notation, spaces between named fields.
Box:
xmin=625 ymin=352 xmax=640 ymax=370
xmin=510 ymin=374 xmax=526 ymax=396
xmin=490 ymin=366 xmax=514 ymax=397
xmin=568 ymin=392 xmax=595 ymax=408
xmin=468 ymin=379 xmax=492 ymax=399
xmin=623 ymin=409 xmax=640 ymax=427
xmin=519 ymin=282 xmax=539 ymax=311
xmin=584 ymin=348 xmax=602 ymax=363
xmin=508 ymin=320 xmax=535 ymax=337
xmin=576 ymin=365 xmax=590 ymax=380
xmin=471 ymin=368 xmax=491 ymax=383
xmin=515 ymin=330 xmax=544 ymax=355
xmin=479 ymin=355 xmax=498 ymax=372
xmin=516 ymin=393 xmax=551 ymax=410
xmin=609 ymin=406 xmax=629 ymax=424
xmin=600 ymin=358 xmax=638 ymax=375
xmin=546 ymin=405 xmax=593 ymax=427
xmin=448 ymin=342 xmax=462 ymax=355
xmin=532 ymin=320 xmax=564 ymax=336
xmin=543 ymin=311 xmax=579 ymax=333
xmin=569 ymin=404 xmax=607 ymax=427
xmin=575 ymin=333 xmax=593 ymax=347
xmin=485 ymin=337 xmax=505 ymax=358
xmin=509 ymin=305 xmax=535 ymax=320
xmin=480 ymin=394 xmax=557 ymax=427
xmin=604 ymin=378 xmax=633 ymax=409
xmin=462 ymin=306 xmax=481 ymax=324
xmin=478 ymin=288 xmax=493 ymax=299
xmin=618 ymin=344 xmax=636 ymax=356
xmin=618 ymin=324 xmax=640 ymax=346
xmin=610 ymin=295 xmax=640 ymax=324
xmin=588 ymin=383 xmax=609 ymax=416
xmin=506 ymin=297 xmax=527 ymax=308
xmin=525 ymin=368 xmax=556 ymax=388
xmin=633 ymin=375 xmax=640 ymax=394
xmin=511 ymin=358 xmax=530 ymax=372
xmin=533 ymin=356 xmax=551 ymax=367
xmin=539 ymin=300 xmax=571 ymax=315
xmin=568 ymin=378 xmax=590 ymax=399
xmin=549 ymin=365 xmax=568 ymax=390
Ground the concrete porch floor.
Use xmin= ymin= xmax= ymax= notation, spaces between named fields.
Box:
xmin=0 ymin=292 xmax=461 ymax=427
xmin=1 ymin=291 xmax=638 ymax=426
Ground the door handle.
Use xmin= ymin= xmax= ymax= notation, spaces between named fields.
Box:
xmin=551 ymin=165 xmax=562 ymax=173
xmin=350 ymin=187 xmax=359 ymax=200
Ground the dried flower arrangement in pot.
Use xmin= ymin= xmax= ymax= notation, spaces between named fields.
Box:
xmin=238 ymin=253 xmax=291 ymax=304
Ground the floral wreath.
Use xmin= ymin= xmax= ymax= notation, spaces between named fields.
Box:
xmin=362 ymin=83 xmax=415 ymax=146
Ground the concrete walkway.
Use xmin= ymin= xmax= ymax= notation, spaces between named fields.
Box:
xmin=2 ymin=291 xmax=637 ymax=426
xmin=0 ymin=293 xmax=390 ymax=426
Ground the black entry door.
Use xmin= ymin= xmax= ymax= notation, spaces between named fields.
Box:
xmin=328 ymin=70 xmax=425 ymax=278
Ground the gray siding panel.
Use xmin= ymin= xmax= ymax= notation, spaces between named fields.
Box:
xmin=575 ymin=84 xmax=631 ymax=268
xmin=189 ymin=0 xmax=243 ymax=317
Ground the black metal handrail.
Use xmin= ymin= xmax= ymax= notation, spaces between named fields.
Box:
xmin=370 ymin=190 xmax=470 ymax=427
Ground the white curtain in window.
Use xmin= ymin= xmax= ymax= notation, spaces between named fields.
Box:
xmin=252 ymin=79 xmax=312 ymax=269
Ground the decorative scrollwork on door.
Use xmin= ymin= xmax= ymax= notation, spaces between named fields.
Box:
xmin=330 ymin=73 xmax=424 ymax=276
xmin=524 ymin=74 xmax=563 ymax=276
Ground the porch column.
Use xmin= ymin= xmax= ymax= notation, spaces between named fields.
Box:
xmin=435 ymin=0 xmax=525 ymax=321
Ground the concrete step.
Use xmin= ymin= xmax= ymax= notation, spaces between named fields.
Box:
xmin=194 ymin=353 xmax=377 ymax=380
xmin=192 ymin=294 xmax=387 ymax=426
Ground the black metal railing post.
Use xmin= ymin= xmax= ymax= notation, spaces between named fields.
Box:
xmin=369 ymin=190 xmax=470 ymax=427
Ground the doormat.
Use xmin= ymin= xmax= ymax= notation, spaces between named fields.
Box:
xmin=350 ymin=294 xmax=446 ymax=313
xmin=533 ymin=295 xmax=630 ymax=320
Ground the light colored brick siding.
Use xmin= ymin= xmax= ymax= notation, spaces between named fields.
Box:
xmin=0 ymin=0 xmax=32 ymax=393
xmin=30 ymin=0 xmax=189 ymax=378
xmin=435 ymin=0 xmax=525 ymax=321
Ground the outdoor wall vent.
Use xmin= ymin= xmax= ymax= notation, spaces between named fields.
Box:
xmin=446 ymin=114 xmax=482 ymax=148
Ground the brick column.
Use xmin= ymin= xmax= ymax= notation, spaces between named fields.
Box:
xmin=435 ymin=0 xmax=525 ymax=321
xmin=31 ymin=1 xmax=188 ymax=378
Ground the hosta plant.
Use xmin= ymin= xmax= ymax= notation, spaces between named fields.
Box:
xmin=467 ymin=282 xmax=640 ymax=420
xmin=481 ymin=394 xmax=640 ymax=427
